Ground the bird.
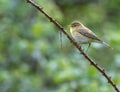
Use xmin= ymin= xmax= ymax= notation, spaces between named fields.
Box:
xmin=70 ymin=21 xmax=112 ymax=50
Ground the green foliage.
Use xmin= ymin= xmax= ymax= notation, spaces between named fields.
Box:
xmin=0 ymin=0 xmax=120 ymax=92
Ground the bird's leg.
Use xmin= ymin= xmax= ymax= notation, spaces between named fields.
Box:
xmin=86 ymin=43 xmax=91 ymax=52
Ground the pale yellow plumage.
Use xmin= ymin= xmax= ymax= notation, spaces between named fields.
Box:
xmin=70 ymin=21 xmax=112 ymax=48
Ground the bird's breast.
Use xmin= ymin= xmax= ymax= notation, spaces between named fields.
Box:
xmin=70 ymin=29 xmax=90 ymax=44
xmin=70 ymin=29 xmax=83 ymax=38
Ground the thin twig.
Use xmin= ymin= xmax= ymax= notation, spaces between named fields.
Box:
xmin=60 ymin=31 xmax=62 ymax=49
xmin=26 ymin=0 xmax=120 ymax=92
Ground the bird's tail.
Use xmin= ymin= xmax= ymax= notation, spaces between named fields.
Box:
xmin=102 ymin=41 xmax=113 ymax=49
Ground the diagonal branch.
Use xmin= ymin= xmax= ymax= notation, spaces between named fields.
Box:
xmin=26 ymin=0 xmax=120 ymax=92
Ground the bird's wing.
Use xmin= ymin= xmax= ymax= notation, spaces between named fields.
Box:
xmin=78 ymin=28 xmax=102 ymax=42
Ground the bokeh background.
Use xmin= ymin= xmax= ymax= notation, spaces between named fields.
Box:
xmin=0 ymin=0 xmax=120 ymax=92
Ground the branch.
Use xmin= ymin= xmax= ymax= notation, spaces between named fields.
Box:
xmin=26 ymin=0 xmax=120 ymax=92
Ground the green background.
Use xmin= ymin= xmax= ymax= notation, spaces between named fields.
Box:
xmin=0 ymin=0 xmax=120 ymax=92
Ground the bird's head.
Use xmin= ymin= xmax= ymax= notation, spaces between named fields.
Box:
xmin=70 ymin=21 xmax=83 ymax=30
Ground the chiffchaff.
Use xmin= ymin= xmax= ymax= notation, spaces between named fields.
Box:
xmin=70 ymin=21 xmax=112 ymax=49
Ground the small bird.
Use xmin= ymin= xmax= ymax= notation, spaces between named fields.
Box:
xmin=70 ymin=21 xmax=112 ymax=50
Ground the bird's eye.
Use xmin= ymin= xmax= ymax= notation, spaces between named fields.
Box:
xmin=71 ymin=24 xmax=78 ymax=27
xmin=74 ymin=25 xmax=76 ymax=27
xmin=71 ymin=25 xmax=75 ymax=27
xmin=73 ymin=25 xmax=76 ymax=27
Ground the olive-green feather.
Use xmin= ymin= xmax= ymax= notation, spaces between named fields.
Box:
xmin=77 ymin=29 xmax=102 ymax=42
